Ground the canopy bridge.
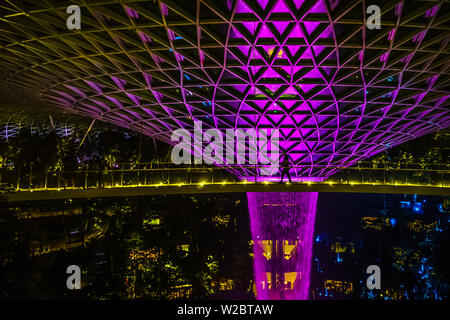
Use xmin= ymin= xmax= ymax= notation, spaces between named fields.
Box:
xmin=1 ymin=162 xmax=448 ymax=201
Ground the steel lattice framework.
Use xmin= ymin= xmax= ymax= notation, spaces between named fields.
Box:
xmin=0 ymin=111 xmax=95 ymax=140
xmin=0 ymin=0 xmax=449 ymax=179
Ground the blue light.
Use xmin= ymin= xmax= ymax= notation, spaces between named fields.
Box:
xmin=315 ymin=235 xmax=320 ymax=242
xmin=390 ymin=218 xmax=396 ymax=226
xmin=184 ymin=74 xmax=191 ymax=80
xmin=175 ymin=36 xmax=182 ymax=40
xmin=400 ymin=201 xmax=411 ymax=209
xmin=412 ymin=202 xmax=423 ymax=214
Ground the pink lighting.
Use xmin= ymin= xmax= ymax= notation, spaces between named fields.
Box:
xmin=0 ymin=0 xmax=447 ymax=182
xmin=0 ymin=0 xmax=448 ymax=300
xmin=138 ymin=31 xmax=151 ymax=43
xmin=425 ymin=5 xmax=439 ymax=18
xmin=248 ymin=192 xmax=318 ymax=300
xmin=124 ymin=6 xmax=139 ymax=19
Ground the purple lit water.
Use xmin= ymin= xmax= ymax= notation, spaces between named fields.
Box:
xmin=247 ymin=192 xmax=318 ymax=300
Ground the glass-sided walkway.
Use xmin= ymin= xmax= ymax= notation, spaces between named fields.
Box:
xmin=1 ymin=162 xmax=448 ymax=201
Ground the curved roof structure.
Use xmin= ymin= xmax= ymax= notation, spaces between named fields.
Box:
xmin=0 ymin=111 xmax=102 ymax=141
xmin=0 ymin=0 xmax=449 ymax=179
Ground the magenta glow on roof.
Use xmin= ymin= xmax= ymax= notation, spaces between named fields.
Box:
xmin=0 ymin=0 xmax=448 ymax=180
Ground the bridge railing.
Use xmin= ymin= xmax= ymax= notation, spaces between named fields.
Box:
xmin=0 ymin=161 xmax=448 ymax=191
xmin=328 ymin=166 xmax=448 ymax=187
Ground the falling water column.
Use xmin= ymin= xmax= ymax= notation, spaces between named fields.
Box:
xmin=247 ymin=192 xmax=318 ymax=300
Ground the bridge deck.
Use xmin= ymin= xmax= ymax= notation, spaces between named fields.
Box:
xmin=1 ymin=163 xmax=448 ymax=201
xmin=2 ymin=181 xmax=449 ymax=201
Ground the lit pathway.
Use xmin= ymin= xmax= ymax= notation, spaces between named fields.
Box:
xmin=1 ymin=163 xmax=448 ymax=201
xmin=2 ymin=180 xmax=449 ymax=201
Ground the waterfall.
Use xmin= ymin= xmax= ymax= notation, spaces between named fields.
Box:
xmin=247 ymin=192 xmax=318 ymax=300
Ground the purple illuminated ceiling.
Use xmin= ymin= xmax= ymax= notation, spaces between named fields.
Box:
xmin=0 ymin=0 xmax=449 ymax=179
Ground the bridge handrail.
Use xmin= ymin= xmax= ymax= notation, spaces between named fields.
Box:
xmin=1 ymin=161 xmax=448 ymax=192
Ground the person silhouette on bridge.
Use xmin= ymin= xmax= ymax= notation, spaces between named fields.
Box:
xmin=279 ymin=151 xmax=292 ymax=184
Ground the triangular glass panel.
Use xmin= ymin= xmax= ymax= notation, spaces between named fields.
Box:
xmin=299 ymin=84 xmax=317 ymax=93
xmin=289 ymin=24 xmax=304 ymax=38
xmin=257 ymin=0 xmax=270 ymax=10
xmin=293 ymin=0 xmax=305 ymax=10
xmin=300 ymin=47 xmax=313 ymax=59
xmin=273 ymin=21 xmax=291 ymax=35
xmin=303 ymin=21 xmax=320 ymax=36
xmin=233 ymin=84 xmax=249 ymax=93
xmin=310 ymin=0 xmax=326 ymax=13
xmin=283 ymin=86 xmax=299 ymax=95
xmin=281 ymin=100 xmax=298 ymax=110
xmin=259 ymin=24 xmax=274 ymax=37
xmin=312 ymin=45 xmax=326 ymax=57
xmin=236 ymin=0 xmax=252 ymax=13
xmin=262 ymin=67 xmax=282 ymax=78
xmin=287 ymin=45 xmax=302 ymax=57
xmin=272 ymin=0 xmax=290 ymax=13
xmin=238 ymin=45 xmax=251 ymax=57
xmin=242 ymin=21 xmax=258 ymax=35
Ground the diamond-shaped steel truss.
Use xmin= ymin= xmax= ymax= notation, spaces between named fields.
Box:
xmin=0 ymin=0 xmax=449 ymax=179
